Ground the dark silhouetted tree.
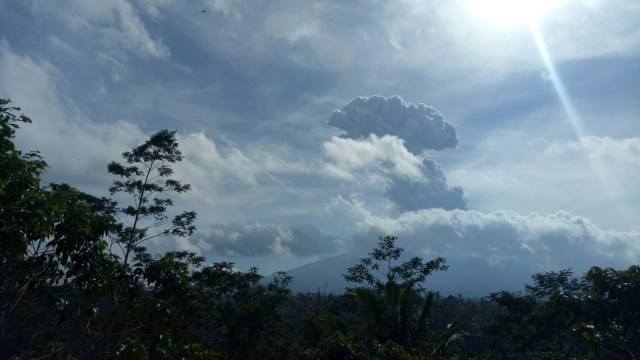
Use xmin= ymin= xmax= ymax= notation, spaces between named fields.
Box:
xmin=107 ymin=129 xmax=196 ymax=264
xmin=344 ymin=236 xmax=451 ymax=351
xmin=0 ymin=100 xmax=121 ymax=357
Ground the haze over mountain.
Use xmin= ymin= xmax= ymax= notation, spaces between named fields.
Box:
xmin=282 ymin=254 xmax=531 ymax=298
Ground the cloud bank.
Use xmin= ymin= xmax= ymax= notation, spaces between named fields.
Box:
xmin=328 ymin=95 xmax=459 ymax=154
xmin=287 ymin=201 xmax=640 ymax=295
xmin=448 ymin=129 xmax=640 ymax=230
xmin=193 ymin=223 xmax=339 ymax=256
xmin=334 ymin=197 xmax=640 ymax=276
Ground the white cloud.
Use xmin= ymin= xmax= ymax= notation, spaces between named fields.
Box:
xmin=322 ymin=134 xmax=426 ymax=182
xmin=322 ymin=132 xmax=466 ymax=212
xmin=333 ymin=196 xmax=640 ymax=278
xmin=0 ymin=40 xmax=145 ymax=194
xmin=178 ymin=132 xmax=258 ymax=187
xmin=133 ymin=0 xmax=175 ymax=21
xmin=263 ymin=6 xmax=320 ymax=43
xmin=539 ymin=0 xmax=640 ymax=60
xmin=176 ymin=132 xmax=317 ymax=205
xmin=448 ymin=134 xmax=640 ymax=230
xmin=204 ymin=0 xmax=241 ymax=17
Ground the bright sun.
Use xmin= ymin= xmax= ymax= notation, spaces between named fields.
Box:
xmin=468 ymin=0 xmax=559 ymax=25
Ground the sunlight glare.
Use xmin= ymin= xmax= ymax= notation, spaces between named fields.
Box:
xmin=468 ymin=0 xmax=558 ymax=25
xmin=529 ymin=22 xmax=634 ymax=230
xmin=529 ymin=23 xmax=584 ymax=137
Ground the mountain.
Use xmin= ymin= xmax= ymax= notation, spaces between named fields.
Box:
xmin=281 ymin=253 xmax=534 ymax=298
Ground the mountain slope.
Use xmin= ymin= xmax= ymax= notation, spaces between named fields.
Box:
xmin=282 ymin=253 xmax=532 ymax=298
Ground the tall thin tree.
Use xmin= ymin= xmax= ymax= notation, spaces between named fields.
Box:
xmin=108 ymin=130 xmax=196 ymax=264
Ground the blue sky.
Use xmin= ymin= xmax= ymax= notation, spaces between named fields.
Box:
xmin=1 ymin=0 xmax=639 ymax=292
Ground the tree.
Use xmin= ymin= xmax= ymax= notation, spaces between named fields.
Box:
xmin=192 ymin=262 xmax=294 ymax=359
xmin=486 ymin=290 xmax=542 ymax=358
xmin=107 ymin=129 xmax=196 ymax=264
xmin=344 ymin=236 xmax=449 ymax=350
xmin=487 ymin=266 xmax=640 ymax=359
xmin=580 ymin=265 xmax=640 ymax=359
xmin=487 ymin=269 xmax=592 ymax=359
xmin=0 ymin=98 xmax=48 ymax=260
xmin=0 ymin=100 xmax=122 ymax=358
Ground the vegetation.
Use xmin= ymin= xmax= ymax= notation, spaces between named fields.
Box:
xmin=107 ymin=128 xmax=196 ymax=265
xmin=343 ymin=236 xmax=457 ymax=353
xmin=487 ymin=266 xmax=640 ymax=359
xmin=1 ymin=99 xmax=638 ymax=359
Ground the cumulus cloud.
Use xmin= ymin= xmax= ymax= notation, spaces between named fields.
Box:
xmin=0 ymin=40 xmax=145 ymax=194
xmin=334 ymin=196 xmax=640 ymax=275
xmin=177 ymin=132 xmax=262 ymax=189
xmin=322 ymin=134 xmax=426 ymax=182
xmin=385 ymin=158 xmax=467 ymax=212
xmin=176 ymin=132 xmax=317 ymax=206
xmin=291 ymin=197 xmax=640 ymax=295
xmin=324 ymin=196 xmax=640 ymax=295
xmin=322 ymin=134 xmax=466 ymax=211
xmin=193 ymin=223 xmax=339 ymax=256
xmin=448 ymin=132 xmax=640 ymax=230
xmin=328 ymin=95 xmax=459 ymax=154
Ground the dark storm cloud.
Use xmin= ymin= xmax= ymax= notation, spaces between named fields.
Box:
xmin=328 ymin=95 xmax=459 ymax=154
xmin=289 ymin=224 xmax=341 ymax=256
xmin=385 ymin=158 xmax=467 ymax=212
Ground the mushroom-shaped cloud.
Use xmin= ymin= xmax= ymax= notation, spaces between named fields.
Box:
xmin=328 ymin=95 xmax=459 ymax=154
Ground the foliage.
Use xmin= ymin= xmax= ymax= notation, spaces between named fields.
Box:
xmin=344 ymin=236 xmax=455 ymax=355
xmin=344 ymin=236 xmax=448 ymax=289
xmin=580 ymin=265 xmax=640 ymax=358
xmin=192 ymin=262 xmax=294 ymax=359
xmin=1 ymin=98 xmax=48 ymax=260
xmin=304 ymin=331 xmax=367 ymax=360
xmin=487 ymin=266 xmax=640 ymax=359
xmin=107 ymin=129 xmax=196 ymax=264
xmin=0 ymin=100 xmax=123 ymax=357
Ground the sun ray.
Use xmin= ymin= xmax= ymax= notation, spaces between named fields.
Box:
xmin=530 ymin=22 xmax=585 ymax=138
xmin=529 ymin=22 xmax=633 ymax=229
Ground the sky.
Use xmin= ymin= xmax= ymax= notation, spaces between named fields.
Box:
xmin=1 ymin=0 xmax=639 ymax=294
